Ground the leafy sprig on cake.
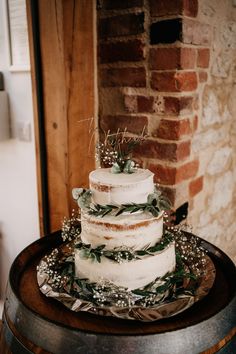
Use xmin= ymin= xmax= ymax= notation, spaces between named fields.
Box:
xmin=72 ymin=186 xmax=171 ymax=218
xmin=75 ymin=229 xmax=174 ymax=263
xmin=96 ymin=128 xmax=147 ymax=174
xmin=44 ymin=243 xmax=197 ymax=308
xmin=88 ymin=188 xmax=171 ymax=218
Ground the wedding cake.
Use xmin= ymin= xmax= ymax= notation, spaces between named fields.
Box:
xmin=73 ymin=167 xmax=176 ymax=291
xmin=37 ymin=134 xmax=210 ymax=321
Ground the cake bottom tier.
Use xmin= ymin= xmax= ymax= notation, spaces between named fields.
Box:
xmin=75 ymin=242 xmax=176 ymax=290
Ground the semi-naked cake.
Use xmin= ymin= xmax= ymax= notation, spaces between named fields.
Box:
xmin=73 ymin=167 xmax=176 ymax=291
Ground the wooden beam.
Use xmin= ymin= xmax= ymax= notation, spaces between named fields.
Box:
xmin=27 ymin=0 xmax=96 ymax=234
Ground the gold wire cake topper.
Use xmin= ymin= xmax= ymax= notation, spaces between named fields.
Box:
xmin=72 ymin=124 xmax=171 ymax=215
xmin=76 ymin=116 xmax=147 ymax=173
xmin=95 ymin=126 xmax=147 ymax=174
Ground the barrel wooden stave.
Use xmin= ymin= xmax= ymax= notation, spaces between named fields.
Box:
xmin=0 ymin=231 xmax=236 ymax=354
xmin=3 ymin=290 xmax=236 ymax=354
xmin=2 ymin=312 xmax=52 ymax=354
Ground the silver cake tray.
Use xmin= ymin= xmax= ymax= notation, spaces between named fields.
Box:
xmin=37 ymin=234 xmax=216 ymax=322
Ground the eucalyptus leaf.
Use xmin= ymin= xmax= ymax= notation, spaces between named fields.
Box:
xmin=136 ymin=250 xmax=148 ymax=256
xmin=123 ymin=159 xmax=135 ymax=174
xmin=96 ymin=245 xmax=106 ymax=251
xmin=159 ymin=198 xmax=171 ymax=210
xmin=79 ymin=249 xmax=90 ymax=259
xmin=111 ymin=162 xmax=122 ymax=174
xmin=155 ymin=281 xmax=171 ymax=293
xmin=94 ymin=253 xmax=101 ymax=263
xmin=132 ymin=289 xmax=153 ymax=296
xmin=147 ymin=193 xmax=158 ymax=205
xmin=130 ymin=207 xmax=140 ymax=213
xmin=90 ymin=253 xmax=96 ymax=262
xmin=72 ymin=188 xmax=84 ymax=200
xmin=115 ymin=208 xmax=126 ymax=216
xmin=78 ymin=190 xmax=92 ymax=209
xmin=155 ymin=191 xmax=162 ymax=197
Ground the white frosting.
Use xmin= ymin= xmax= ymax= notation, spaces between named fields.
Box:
xmin=75 ymin=242 xmax=176 ymax=290
xmin=81 ymin=211 xmax=163 ymax=250
xmin=74 ymin=167 xmax=176 ymax=290
xmin=89 ymin=168 xmax=154 ymax=205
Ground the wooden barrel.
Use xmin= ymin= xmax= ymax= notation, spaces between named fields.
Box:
xmin=0 ymin=231 xmax=236 ymax=354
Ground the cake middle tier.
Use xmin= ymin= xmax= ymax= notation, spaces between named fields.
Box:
xmin=75 ymin=241 xmax=176 ymax=290
xmin=81 ymin=211 xmax=163 ymax=250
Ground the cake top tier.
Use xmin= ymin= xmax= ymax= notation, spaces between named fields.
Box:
xmin=90 ymin=168 xmax=154 ymax=186
xmin=89 ymin=168 xmax=154 ymax=205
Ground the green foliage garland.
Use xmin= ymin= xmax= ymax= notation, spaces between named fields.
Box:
xmin=88 ymin=191 xmax=171 ymax=218
xmin=52 ymin=249 xmax=197 ymax=307
xmin=74 ymin=230 xmax=174 ymax=263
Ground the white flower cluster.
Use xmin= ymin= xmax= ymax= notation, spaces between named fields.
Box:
xmin=95 ymin=142 xmax=118 ymax=166
xmin=61 ymin=211 xmax=81 ymax=242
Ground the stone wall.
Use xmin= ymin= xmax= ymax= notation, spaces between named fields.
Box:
xmin=97 ymin=0 xmax=236 ymax=262
xmin=189 ymin=0 xmax=236 ymax=262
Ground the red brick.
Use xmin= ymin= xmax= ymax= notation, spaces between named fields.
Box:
xmin=150 ymin=19 xmax=182 ymax=44
xmin=182 ymin=19 xmax=211 ymax=45
xmin=101 ymin=0 xmax=144 ymax=10
xmin=150 ymin=0 xmax=198 ymax=17
xmin=197 ymin=48 xmax=210 ymax=68
xmin=189 ymin=175 xmax=203 ymax=197
xmin=199 ymin=71 xmax=208 ymax=82
xmin=124 ymin=95 xmax=138 ymax=113
xmin=99 ymin=13 xmax=144 ymax=38
xmin=148 ymin=159 xmax=199 ymax=185
xmin=150 ymin=48 xmax=179 ymax=70
xmin=134 ymin=139 xmax=190 ymax=161
xmin=176 ymin=160 xmax=199 ymax=183
xmin=150 ymin=18 xmax=211 ymax=45
xmin=164 ymin=96 xmax=194 ymax=115
xmin=175 ymin=72 xmax=198 ymax=91
xmin=176 ymin=140 xmax=191 ymax=161
xmin=101 ymin=67 xmax=146 ymax=87
xmin=137 ymin=96 xmax=154 ymax=112
xmin=180 ymin=48 xmax=197 ymax=69
xmin=150 ymin=0 xmax=182 ymax=17
xmin=99 ymin=40 xmax=145 ymax=63
xmin=149 ymin=47 xmax=196 ymax=70
xmin=183 ymin=0 xmax=198 ymax=17
xmin=100 ymin=115 xmax=148 ymax=135
xmin=151 ymin=71 xmax=197 ymax=92
xmin=154 ymin=119 xmax=191 ymax=140
xmin=161 ymin=183 xmax=189 ymax=209
xmin=124 ymin=95 xmax=155 ymax=113
xmin=150 ymin=164 xmax=177 ymax=185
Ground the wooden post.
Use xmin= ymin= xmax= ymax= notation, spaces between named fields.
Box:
xmin=26 ymin=0 xmax=96 ymax=234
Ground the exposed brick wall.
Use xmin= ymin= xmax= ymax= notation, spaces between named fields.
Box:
xmin=97 ymin=0 xmax=236 ymax=262
xmin=97 ymin=0 xmax=204 ymax=208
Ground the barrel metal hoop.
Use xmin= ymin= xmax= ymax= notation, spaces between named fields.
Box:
xmin=4 ymin=284 xmax=236 ymax=354
xmin=217 ymin=334 xmax=236 ymax=353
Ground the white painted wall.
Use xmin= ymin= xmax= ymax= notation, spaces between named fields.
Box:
xmin=0 ymin=0 xmax=40 ymax=315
